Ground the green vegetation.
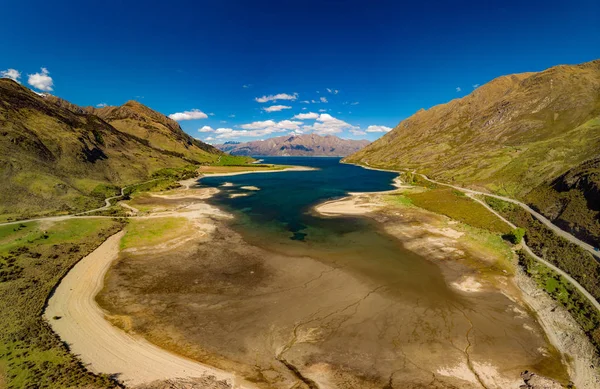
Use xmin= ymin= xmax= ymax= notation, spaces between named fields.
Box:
xmin=384 ymin=193 xmax=413 ymax=206
xmin=406 ymin=189 xmax=511 ymax=234
xmin=214 ymin=154 xmax=255 ymax=166
xmin=0 ymin=218 xmax=124 ymax=388
xmin=503 ymin=227 xmax=526 ymax=244
xmin=0 ymin=79 xmax=230 ymax=219
xmin=525 ymin=155 xmax=600 ymax=248
xmin=485 ymin=196 xmax=600 ymax=302
xmin=90 ymin=184 xmax=120 ymax=201
xmin=518 ymin=250 xmax=600 ymax=354
xmin=120 ymin=217 xmax=188 ymax=250
xmin=345 ymin=60 xmax=600 ymax=201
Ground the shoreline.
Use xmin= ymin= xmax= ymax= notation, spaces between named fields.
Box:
xmin=197 ymin=165 xmax=315 ymax=180
xmin=313 ymin=189 xmax=600 ymax=388
xmin=44 ymin=190 xmax=257 ymax=388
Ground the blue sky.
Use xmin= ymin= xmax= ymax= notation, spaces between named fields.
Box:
xmin=1 ymin=0 xmax=599 ymax=143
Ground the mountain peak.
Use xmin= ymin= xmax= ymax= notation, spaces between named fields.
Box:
xmin=216 ymin=133 xmax=370 ymax=157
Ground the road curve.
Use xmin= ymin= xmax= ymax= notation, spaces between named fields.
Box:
xmin=44 ymin=231 xmax=254 ymax=388
xmin=418 ymin=174 xmax=600 ymax=260
xmin=356 ymin=162 xmax=600 ymax=312
xmin=465 ymin=192 xmax=600 ymax=314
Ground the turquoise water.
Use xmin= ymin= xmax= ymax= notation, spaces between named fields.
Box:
xmin=200 ymin=157 xmax=398 ymax=241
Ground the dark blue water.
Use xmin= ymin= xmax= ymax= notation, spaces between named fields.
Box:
xmin=200 ymin=157 xmax=397 ymax=241
xmin=199 ymin=156 xmax=454 ymax=302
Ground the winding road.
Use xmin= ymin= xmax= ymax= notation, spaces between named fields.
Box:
xmin=358 ymin=162 xmax=600 ymax=312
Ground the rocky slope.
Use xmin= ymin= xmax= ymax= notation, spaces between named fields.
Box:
xmin=525 ymin=156 xmax=600 ymax=247
xmin=0 ymin=79 xmax=222 ymax=217
xmin=216 ymin=134 xmax=370 ymax=156
xmin=345 ymin=59 xmax=600 ymax=243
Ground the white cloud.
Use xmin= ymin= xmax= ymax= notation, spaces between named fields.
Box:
xmin=205 ymin=136 xmax=214 ymax=141
xmin=214 ymin=119 xmax=305 ymax=140
xmin=311 ymin=99 xmax=318 ymax=103
xmin=168 ymin=109 xmax=208 ymax=121
xmin=473 ymin=84 xmax=480 ymax=89
xmin=326 ymin=88 xmax=339 ymax=95
xmin=229 ymin=114 xmax=236 ymax=118
xmin=240 ymin=119 xmax=302 ymax=131
xmin=28 ymin=67 xmax=53 ymax=91
xmin=320 ymin=97 xmax=328 ymax=103
xmin=303 ymin=113 xmax=358 ymax=135
xmin=366 ymin=125 xmax=392 ymax=133
xmin=96 ymin=103 xmax=107 ymax=108
xmin=292 ymin=112 xmax=319 ymax=120
xmin=350 ymin=101 xmax=359 ymax=105
xmin=242 ymin=84 xmax=252 ymax=88
xmin=199 ymin=125 xmax=214 ymax=132
xmin=318 ymin=109 xmax=327 ymax=112
xmin=456 ymin=87 xmax=461 ymax=92
xmin=209 ymin=112 xmax=215 ymax=116
xmin=302 ymin=107 xmax=307 ymax=110
xmin=300 ymin=100 xmax=310 ymax=104
xmin=255 ymin=92 xmax=298 ymax=103
xmin=263 ymin=105 xmax=291 ymax=112
xmin=350 ymin=129 xmax=367 ymax=136
xmin=1 ymin=68 xmax=21 ymax=83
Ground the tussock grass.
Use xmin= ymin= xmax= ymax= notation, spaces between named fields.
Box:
xmin=407 ymin=189 xmax=512 ymax=234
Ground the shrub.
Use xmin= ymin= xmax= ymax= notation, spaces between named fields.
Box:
xmin=503 ymin=227 xmax=526 ymax=244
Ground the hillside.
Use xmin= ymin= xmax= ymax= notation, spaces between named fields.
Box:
xmin=525 ymin=157 xmax=600 ymax=247
xmin=344 ymin=59 xmax=600 ymax=244
xmin=216 ymin=134 xmax=370 ymax=156
xmin=0 ymin=79 xmax=223 ymax=218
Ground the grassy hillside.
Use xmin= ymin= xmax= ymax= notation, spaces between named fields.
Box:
xmin=345 ymin=60 xmax=600 ymax=198
xmin=345 ymin=59 xmax=600 ymax=244
xmin=0 ymin=79 xmax=241 ymax=219
xmin=525 ymin=157 xmax=600 ymax=247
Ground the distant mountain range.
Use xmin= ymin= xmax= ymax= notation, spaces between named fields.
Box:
xmin=0 ymin=79 xmax=226 ymax=216
xmin=345 ymin=59 xmax=600 ymax=246
xmin=215 ymin=134 xmax=370 ymax=156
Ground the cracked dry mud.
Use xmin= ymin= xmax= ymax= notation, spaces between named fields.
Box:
xmin=97 ymin=194 xmax=569 ymax=389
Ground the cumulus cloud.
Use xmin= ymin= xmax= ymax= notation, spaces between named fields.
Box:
xmin=263 ymin=105 xmax=291 ymax=112
xmin=255 ymin=92 xmax=298 ymax=103
xmin=366 ymin=125 xmax=393 ymax=133
xmin=326 ymin=88 xmax=339 ymax=95
xmin=292 ymin=112 xmax=319 ymax=120
xmin=303 ymin=113 xmax=358 ymax=135
xmin=320 ymin=97 xmax=328 ymax=103
xmin=350 ymin=129 xmax=367 ymax=136
xmin=205 ymin=136 xmax=214 ymax=141
xmin=96 ymin=103 xmax=107 ymax=108
xmin=168 ymin=109 xmax=208 ymax=121
xmin=213 ymin=119 xmax=304 ymax=140
xmin=28 ymin=67 xmax=53 ymax=91
xmin=199 ymin=125 xmax=214 ymax=132
xmin=1 ymin=68 xmax=21 ymax=83
xmin=300 ymin=100 xmax=310 ymax=104
xmin=456 ymin=87 xmax=461 ymax=92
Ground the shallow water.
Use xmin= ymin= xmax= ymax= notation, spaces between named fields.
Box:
xmin=101 ymin=157 xmax=568 ymax=388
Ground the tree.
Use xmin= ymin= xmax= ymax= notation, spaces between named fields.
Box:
xmin=503 ymin=227 xmax=526 ymax=244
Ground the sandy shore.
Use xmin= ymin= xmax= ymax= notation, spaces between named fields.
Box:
xmin=44 ymin=219 xmax=255 ymax=388
xmin=314 ymin=190 xmax=600 ymax=388
xmin=198 ymin=165 xmax=315 ymax=180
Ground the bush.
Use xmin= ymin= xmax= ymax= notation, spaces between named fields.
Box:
xmin=503 ymin=227 xmax=526 ymax=244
